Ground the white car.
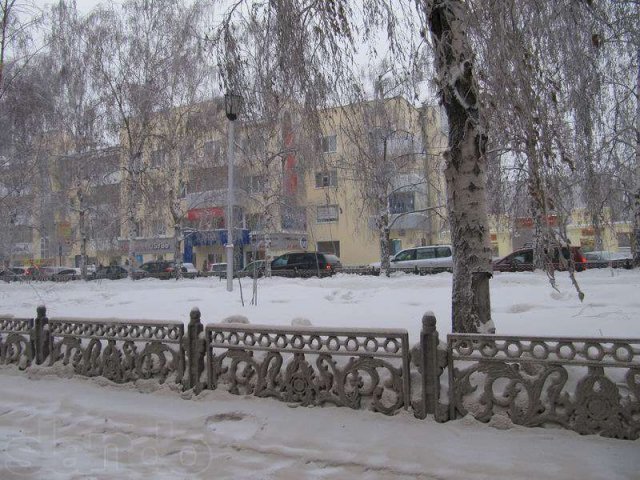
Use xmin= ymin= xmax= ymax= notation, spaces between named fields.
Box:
xmin=372 ymin=245 xmax=453 ymax=270
xmin=181 ymin=262 xmax=199 ymax=278
xmin=208 ymin=263 xmax=228 ymax=276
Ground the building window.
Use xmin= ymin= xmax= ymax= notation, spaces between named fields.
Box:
xmin=246 ymin=213 xmax=263 ymax=231
xmin=617 ymin=232 xmax=631 ymax=248
xmin=315 ymin=169 xmax=337 ymax=188
xmin=150 ymin=149 xmax=165 ymax=168
xmin=181 ymin=144 xmax=197 ymax=166
xmin=204 ymin=140 xmax=222 ymax=160
xmin=317 ymin=240 xmax=340 ymax=257
xmin=40 ymin=236 xmax=49 ymax=259
xmin=320 ymin=134 xmax=337 ymax=153
xmin=246 ymin=175 xmax=265 ymax=194
xmin=281 ymin=206 xmax=307 ymax=230
xmin=390 ymin=192 xmax=415 ymax=214
xmin=14 ymin=226 xmax=32 ymax=243
xmin=151 ymin=220 xmax=166 ymax=237
xmin=316 ymin=205 xmax=339 ymax=223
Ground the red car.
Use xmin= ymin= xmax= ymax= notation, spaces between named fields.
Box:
xmin=493 ymin=246 xmax=586 ymax=272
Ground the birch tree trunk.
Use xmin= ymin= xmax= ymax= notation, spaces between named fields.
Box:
xmin=76 ymin=186 xmax=88 ymax=280
xmin=127 ymin=153 xmax=138 ymax=276
xmin=380 ymin=220 xmax=391 ymax=277
xmin=634 ymin=47 xmax=640 ymax=268
xmin=173 ymin=223 xmax=183 ymax=279
xmin=79 ymin=208 xmax=87 ymax=280
xmin=526 ymin=132 xmax=550 ymax=271
xmin=426 ymin=0 xmax=494 ymax=333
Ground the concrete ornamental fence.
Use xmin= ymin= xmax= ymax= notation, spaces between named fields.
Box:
xmin=1 ymin=307 xmax=638 ymax=440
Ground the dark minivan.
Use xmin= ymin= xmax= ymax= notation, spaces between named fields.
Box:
xmin=270 ymin=252 xmax=342 ymax=277
xmin=140 ymin=260 xmax=194 ymax=278
xmin=493 ymin=246 xmax=587 ymax=272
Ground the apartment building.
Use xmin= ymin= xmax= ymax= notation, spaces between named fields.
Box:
xmin=0 ymin=97 xmax=450 ymax=269
xmin=303 ymin=96 xmax=449 ymax=265
xmin=1 ymin=133 xmax=122 ymax=268
xmin=53 ymin=147 xmax=122 ymax=267
xmin=115 ymin=100 xmax=312 ymax=270
xmin=7 ymin=95 xmax=631 ymax=271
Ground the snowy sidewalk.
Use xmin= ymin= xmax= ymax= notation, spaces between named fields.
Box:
xmin=1 ymin=368 xmax=637 ymax=480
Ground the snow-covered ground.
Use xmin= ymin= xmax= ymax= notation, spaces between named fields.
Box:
xmin=2 ymin=268 xmax=640 ymax=339
xmin=1 ymin=269 xmax=639 ymax=479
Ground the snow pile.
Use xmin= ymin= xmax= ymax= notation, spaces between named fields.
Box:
xmin=1 ymin=270 xmax=639 ymax=478
xmin=1 ymin=368 xmax=638 ymax=480
xmin=1 ymin=269 xmax=639 ymax=342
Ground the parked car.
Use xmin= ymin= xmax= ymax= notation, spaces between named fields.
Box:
xmin=238 ymin=260 xmax=266 ymax=278
xmin=181 ymin=262 xmax=199 ymax=278
xmin=493 ymin=246 xmax=587 ymax=272
xmin=24 ymin=265 xmax=45 ymax=279
xmin=0 ymin=266 xmax=27 ymax=281
xmin=584 ymin=251 xmax=633 ymax=269
xmin=207 ymin=263 xmax=228 ymax=277
xmin=92 ymin=265 xmax=147 ymax=280
xmin=42 ymin=267 xmax=80 ymax=281
xmin=393 ymin=245 xmax=452 ymax=269
xmin=370 ymin=245 xmax=453 ymax=272
xmin=270 ymin=252 xmax=342 ymax=277
xmin=140 ymin=260 xmax=198 ymax=278
xmin=140 ymin=260 xmax=180 ymax=279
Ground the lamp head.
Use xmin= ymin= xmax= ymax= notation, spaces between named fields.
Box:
xmin=224 ymin=92 xmax=242 ymax=121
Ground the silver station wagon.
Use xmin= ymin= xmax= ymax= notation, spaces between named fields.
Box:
xmin=389 ymin=245 xmax=453 ymax=269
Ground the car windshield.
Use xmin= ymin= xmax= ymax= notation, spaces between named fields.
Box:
xmin=243 ymin=261 xmax=263 ymax=271
xmin=271 ymin=256 xmax=287 ymax=267
xmin=394 ymin=250 xmax=415 ymax=261
xmin=323 ymin=254 xmax=340 ymax=264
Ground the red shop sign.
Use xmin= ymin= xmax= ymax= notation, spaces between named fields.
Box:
xmin=187 ymin=207 xmax=225 ymax=221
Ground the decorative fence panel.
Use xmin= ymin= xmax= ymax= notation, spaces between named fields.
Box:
xmin=4 ymin=305 xmax=640 ymax=441
xmin=205 ymin=323 xmax=411 ymax=415
xmin=48 ymin=317 xmax=185 ymax=386
xmin=0 ymin=316 xmax=33 ymax=367
xmin=447 ymin=334 xmax=640 ymax=440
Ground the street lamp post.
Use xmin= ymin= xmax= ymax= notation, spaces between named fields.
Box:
xmin=225 ymin=92 xmax=242 ymax=292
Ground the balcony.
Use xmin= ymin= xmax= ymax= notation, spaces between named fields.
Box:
xmin=185 ymin=188 xmax=249 ymax=210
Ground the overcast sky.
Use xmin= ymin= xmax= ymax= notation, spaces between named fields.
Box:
xmin=42 ymin=0 xmax=116 ymax=15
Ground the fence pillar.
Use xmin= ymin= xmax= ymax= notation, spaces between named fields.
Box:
xmin=420 ymin=311 xmax=440 ymax=418
xmin=184 ymin=307 xmax=204 ymax=393
xmin=32 ymin=304 xmax=49 ymax=365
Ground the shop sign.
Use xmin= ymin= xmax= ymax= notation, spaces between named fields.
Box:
xmin=515 ymin=215 xmax=558 ymax=229
xmin=57 ymin=221 xmax=72 ymax=237
xmin=12 ymin=243 xmax=32 ymax=255
xmin=251 ymin=232 xmax=308 ymax=250
xmin=118 ymin=238 xmax=176 ymax=254
xmin=187 ymin=207 xmax=225 ymax=221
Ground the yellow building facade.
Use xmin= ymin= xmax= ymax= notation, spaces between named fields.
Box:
xmin=302 ymin=97 xmax=450 ymax=265
xmin=5 ymin=97 xmax=634 ymax=271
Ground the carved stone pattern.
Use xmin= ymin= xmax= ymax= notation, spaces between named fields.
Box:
xmin=207 ymin=326 xmax=407 ymax=358
xmin=0 ymin=318 xmax=33 ymax=367
xmin=0 ymin=317 xmax=31 ymax=333
xmin=49 ymin=320 xmax=183 ymax=343
xmin=49 ymin=320 xmax=185 ymax=385
xmin=449 ymin=334 xmax=640 ymax=367
xmin=206 ymin=325 xmax=410 ymax=415
xmin=449 ymin=335 xmax=640 ymax=440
